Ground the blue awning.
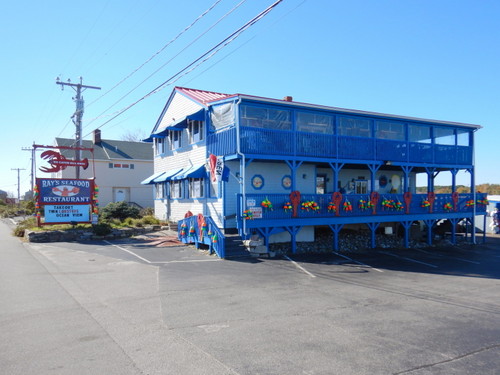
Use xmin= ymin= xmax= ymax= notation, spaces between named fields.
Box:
xmin=152 ymin=168 xmax=183 ymax=183
xmin=141 ymin=171 xmax=166 ymax=185
xmin=152 ymin=109 xmax=205 ymax=136
xmin=171 ymin=164 xmax=207 ymax=180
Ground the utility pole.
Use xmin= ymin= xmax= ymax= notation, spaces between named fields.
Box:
xmin=11 ymin=168 xmax=25 ymax=205
xmin=21 ymin=145 xmax=37 ymax=193
xmin=56 ymin=77 xmax=101 ymax=179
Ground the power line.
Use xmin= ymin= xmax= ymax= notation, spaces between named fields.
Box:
xmin=84 ymin=0 xmax=247 ymax=131
xmin=83 ymin=0 xmax=284 ymax=137
xmin=86 ymin=0 xmax=224 ymax=109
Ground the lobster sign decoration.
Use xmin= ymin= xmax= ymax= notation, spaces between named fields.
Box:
xmin=39 ymin=150 xmax=89 ymax=173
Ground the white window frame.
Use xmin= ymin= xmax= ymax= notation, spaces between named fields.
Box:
xmin=188 ymin=120 xmax=204 ymax=144
xmin=169 ymin=130 xmax=182 ymax=150
xmin=189 ymin=178 xmax=204 ymax=199
xmin=170 ymin=180 xmax=183 ymax=199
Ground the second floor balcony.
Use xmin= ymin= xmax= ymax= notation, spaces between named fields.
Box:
xmin=207 ymin=127 xmax=473 ymax=166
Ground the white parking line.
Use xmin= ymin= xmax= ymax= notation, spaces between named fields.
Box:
xmin=332 ymin=251 xmax=384 ymax=273
xmin=104 ymin=240 xmax=152 ymax=263
xmin=379 ymin=251 xmax=438 ymax=268
xmin=284 ymin=255 xmax=316 ymax=278
xmin=414 ymin=248 xmax=480 ymax=265
xmin=104 ymin=240 xmax=220 ymax=264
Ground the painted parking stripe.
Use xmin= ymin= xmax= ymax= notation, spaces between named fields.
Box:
xmin=104 ymin=240 xmax=152 ymax=263
xmin=414 ymin=248 xmax=480 ymax=264
xmin=104 ymin=240 xmax=220 ymax=264
xmin=284 ymin=255 xmax=316 ymax=278
xmin=332 ymin=251 xmax=384 ymax=273
xmin=378 ymin=251 xmax=438 ymax=268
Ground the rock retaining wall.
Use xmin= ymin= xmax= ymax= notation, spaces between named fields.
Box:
xmin=24 ymin=225 xmax=164 ymax=243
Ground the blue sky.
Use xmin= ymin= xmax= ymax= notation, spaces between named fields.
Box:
xmin=1 ymin=0 xmax=499 ymax=197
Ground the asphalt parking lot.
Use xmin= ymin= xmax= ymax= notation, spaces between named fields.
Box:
xmin=32 ymin=233 xmax=500 ymax=374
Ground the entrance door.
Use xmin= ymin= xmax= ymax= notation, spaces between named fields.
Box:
xmin=114 ymin=187 xmax=129 ymax=202
xmin=316 ymin=174 xmax=327 ymax=194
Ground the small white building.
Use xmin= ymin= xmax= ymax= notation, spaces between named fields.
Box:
xmin=54 ymin=130 xmax=154 ymax=209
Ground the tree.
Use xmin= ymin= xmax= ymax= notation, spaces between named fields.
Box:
xmin=121 ymin=129 xmax=147 ymax=142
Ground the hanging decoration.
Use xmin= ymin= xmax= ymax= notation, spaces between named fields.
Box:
xmin=242 ymin=209 xmax=253 ymax=220
xmin=261 ymin=197 xmax=273 ymax=210
xmin=92 ymin=184 xmax=99 ymax=214
xmin=327 ymin=202 xmax=336 ymax=213
xmin=465 ymin=199 xmax=475 ymax=207
xmin=301 ymin=200 xmax=320 ymax=212
xmin=189 ymin=225 xmax=195 ymax=236
xmin=212 ymin=233 xmax=218 ymax=243
xmin=444 ymin=202 xmax=453 ymax=211
xmin=421 ymin=199 xmax=431 ymax=208
xmin=381 ymin=197 xmax=395 ymax=210
xmin=343 ymin=200 xmax=353 ymax=212
xmin=358 ymin=199 xmax=368 ymax=210
xmin=395 ymin=200 xmax=404 ymax=211
xmin=477 ymin=198 xmax=489 ymax=206
xmin=180 ymin=222 xmax=187 ymax=236
xmin=283 ymin=202 xmax=292 ymax=213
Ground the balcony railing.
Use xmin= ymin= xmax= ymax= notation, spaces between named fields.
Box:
xmin=207 ymin=126 xmax=473 ymax=165
xmin=237 ymin=193 xmax=487 ymax=222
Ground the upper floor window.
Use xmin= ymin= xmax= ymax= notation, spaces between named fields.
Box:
xmin=456 ymin=129 xmax=470 ymax=146
xmin=240 ymin=105 xmax=292 ymax=130
xmin=296 ymin=111 xmax=334 ymax=134
xmin=434 ymin=127 xmax=455 ymax=145
xmin=338 ymin=116 xmax=371 ymax=137
xmin=375 ymin=121 xmax=405 ymax=140
xmin=155 ymin=138 xmax=166 ymax=155
xmin=109 ymin=163 xmax=135 ymax=169
xmin=168 ymin=130 xmax=182 ymax=150
xmin=409 ymin=125 xmax=431 ymax=143
xmin=188 ymin=120 xmax=204 ymax=143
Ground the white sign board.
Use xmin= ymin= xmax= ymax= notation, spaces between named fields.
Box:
xmin=44 ymin=205 xmax=90 ymax=223
xmin=249 ymin=207 xmax=262 ymax=219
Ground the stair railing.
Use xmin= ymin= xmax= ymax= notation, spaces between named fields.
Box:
xmin=177 ymin=215 xmax=225 ymax=259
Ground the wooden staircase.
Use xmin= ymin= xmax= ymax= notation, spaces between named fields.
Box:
xmin=223 ymin=234 xmax=251 ymax=259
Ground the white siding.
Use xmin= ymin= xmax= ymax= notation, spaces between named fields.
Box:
xmin=156 ymin=93 xmax=203 ymax=133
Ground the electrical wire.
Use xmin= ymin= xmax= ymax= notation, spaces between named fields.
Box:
xmin=83 ymin=0 xmax=247 ymax=130
xmin=83 ymin=0 xmax=284 ymax=138
xmin=86 ymin=0 xmax=224 ymax=108
xmin=183 ymin=0 xmax=308 ymax=85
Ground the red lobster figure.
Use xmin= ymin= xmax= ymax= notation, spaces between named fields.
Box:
xmin=39 ymin=150 xmax=89 ymax=173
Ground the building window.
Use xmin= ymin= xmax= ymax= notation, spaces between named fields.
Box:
xmin=434 ymin=127 xmax=455 ymax=145
xmin=109 ymin=163 xmax=135 ymax=169
xmin=355 ymin=180 xmax=368 ymax=194
xmin=155 ymin=183 xmax=163 ymax=199
xmin=338 ymin=116 xmax=371 ymax=137
xmin=155 ymin=138 xmax=166 ymax=155
xmin=296 ymin=111 xmax=334 ymax=134
xmin=169 ymin=130 xmax=182 ymax=150
xmin=240 ymin=105 xmax=292 ymax=130
xmin=456 ymin=129 xmax=470 ymax=146
xmin=170 ymin=180 xmax=183 ymax=199
xmin=409 ymin=125 xmax=431 ymax=143
xmin=189 ymin=178 xmax=204 ymax=198
xmin=188 ymin=120 xmax=204 ymax=143
xmin=375 ymin=121 xmax=405 ymax=140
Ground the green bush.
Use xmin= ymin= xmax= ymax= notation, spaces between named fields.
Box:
xmin=12 ymin=217 xmax=37 ymax=237
xmin=100 ymin=202 xmax=140 ymax=221
xmin=140 ymin=207 xmax=154 ymax=217
xmin=92 ymin=223 xmax=112 ymax=236
xmin=141 ymin=215 xmax=160 ymax=225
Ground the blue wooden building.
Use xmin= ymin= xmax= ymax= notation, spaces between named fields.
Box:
xmin=143 ymin=87 xmax=487 ymax=258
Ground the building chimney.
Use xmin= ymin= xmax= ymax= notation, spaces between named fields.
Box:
xmin=93 ymin=129 xmax=101 ymax=144
xmin=283 ymin=96 xmax=293 ymax=102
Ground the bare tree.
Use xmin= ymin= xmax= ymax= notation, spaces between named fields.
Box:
xmin=121 ymin=129 xmax=147 ymax=142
